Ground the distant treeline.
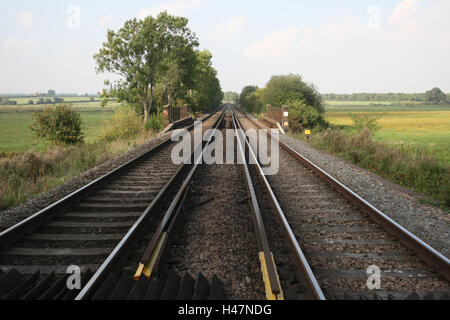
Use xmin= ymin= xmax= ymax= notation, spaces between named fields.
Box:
xmin=0 ymin=97 xmax=98 ymax=106
xmin=0 ymin=93 xmax=98 ymax=97
xmin=323 ymin=88 xmax=449 ymax=104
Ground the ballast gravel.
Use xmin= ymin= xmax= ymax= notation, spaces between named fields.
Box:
xmin=279 ymin=134 xmax=450 ymax=258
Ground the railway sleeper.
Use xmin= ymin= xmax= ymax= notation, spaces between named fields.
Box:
xmin=0 ymin=268 xmax=93 ymax=300
xmin=88 ymin=270 xmax=225 ymax=300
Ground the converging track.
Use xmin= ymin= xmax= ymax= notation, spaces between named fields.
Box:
xmin=0 ymin=104 xmax=449 ymax=300
xmin=234 ymin=107 xmax=450 ymax=300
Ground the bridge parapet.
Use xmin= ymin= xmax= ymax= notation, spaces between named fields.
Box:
xmin=266 ymin=104 xmax=289 ymax=129
xmin=163 ymin=104 xmax=190 ymax=127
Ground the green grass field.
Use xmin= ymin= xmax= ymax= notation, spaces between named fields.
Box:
xmin=325 ymin=100 xmax=423 ymax=106
xmin=0 ymin=103 xmax=117 ymax=153
xmin=324 ymin=102 xmax=450 ymax=163
xmin=0 ymin=96 xmax=100 ymax=105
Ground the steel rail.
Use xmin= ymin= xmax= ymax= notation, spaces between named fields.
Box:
xmin=232 ymin=109 xmax=326 ymax=300
xmin=231 ymin=111 xmax=283 ymax=299
xmin=0 ymin=110 xmax=221 ymax=248
xmin=76 ymin=108 xmax=226 ymax=300
xmin=238 ymin=108 xmax=450 ymax=282
xmin=0 ymin=138 xmax=172 ymax=248
xmin=136 ymin=110 xmax=227 ymax=276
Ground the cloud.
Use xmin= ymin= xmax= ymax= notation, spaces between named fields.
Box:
xmin=242 ymin=0 xmax=450 ymax=92
xmin=214 ymin=16 xmax=246 ymax=40
xmin=319 ymin=16 xmax=366 ymax=37
xmin=244 ymin=26 xmax=300 ymax=58
xmin=388 ymin=0 xmax=422 ymax=32
xmin=138 ymin=0 xmax=205 ymax=19
xmin=18 ymin=12 xmax=33 ymax=29
xmin=98 ymin=14 xmax=113 ymax=29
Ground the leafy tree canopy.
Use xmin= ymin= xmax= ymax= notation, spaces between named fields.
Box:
xmin=288 ymin=100 xmax=327 ymax=132
xmin=239 ymin=85 xmax=258 ymax=107
xmin=262 ymin=74 xmax=324 ymax=113
xmin=94 ymin=12 xmax=199 ymax=121
xmin=190 ymin=50 xmax=223 ymax=113
xmin=425 ymin=87 xmax=447 ymax=104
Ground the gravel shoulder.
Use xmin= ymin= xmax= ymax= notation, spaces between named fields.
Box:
xmin=279 ymin=134 xmax=450 ymax=258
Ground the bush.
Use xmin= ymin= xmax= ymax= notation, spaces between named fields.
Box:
xmin=262 ymin=74 xmax=324 ymax=113
xmin=102 ymin=105 xmax=143 ymax=142
xmin=349 ymin=113 xmax=383 ymax=133
xmin=288 ymin=99 xmax=327 ymax=133
xmin=145 ymin=112 xmax=164 ymax=132
xmin=30 ymin=104 xmax=84 ymax=145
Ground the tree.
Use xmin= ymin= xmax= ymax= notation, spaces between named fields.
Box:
xmin=262 ymin=74 xmax=324 ymax=113
xmin=239 ymin=86 xmax=258 ymax=110
xmin=94 ymin=12 xmax=199 ymax=122
xmin=223 ymin=92 xmax=239 ymax=104
xmin=425 ymin=88 xmax=447 ymax=104
xmin=156 ymin=44 xmax=197 ymax=107
xmin=243 ymin=89 xmax=264 ymax=114
xmin=288 ymin=100 xmax=327 ymax=132
xmin=30 ymin=104 xmax=84 ymax=145
xmin=190 ymin=50 xmax=223 ymax=113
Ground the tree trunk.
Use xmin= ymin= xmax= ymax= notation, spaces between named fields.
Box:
xmin=149 ymin=84 xmax=155 ymax=115
xmin=168 ymin=92 xmax=173 ymax=107
xmin=143 ymin=100 xmax=149 ymax=123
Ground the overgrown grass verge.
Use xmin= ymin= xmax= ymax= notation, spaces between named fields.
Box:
xmin=291 ymin=128 xmax=450 ymax=210
xmin=0 ymin=131 xmax=154 ymax=211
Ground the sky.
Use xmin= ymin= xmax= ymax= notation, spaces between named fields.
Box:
xmin=0 ymin=0 xmax=449 ymax=94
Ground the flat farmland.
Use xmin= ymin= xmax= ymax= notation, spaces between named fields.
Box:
xmin=0 ymin=104 xmax=117 ymax=153
xmin=0 ymin=96 xmax=100 ymax=105
xmin=324 ymin=103 xmax=450 ymax=163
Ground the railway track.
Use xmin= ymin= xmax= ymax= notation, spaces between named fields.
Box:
xmin=75 ymin=107 xmax=296 ymax=301
xmin=76 ymin=107 xmax=288 ymax=301
xmin=0 ymin=110 xmax=221 ymax=300
xmin=159 ymin=111 xmax=267 ymax=300
xmin=69 ymin=109 xmax=228 ymax=300
xmin=1 ymin=104 xmax=448 ymax=300
xmin=235 ymin=107 xmax=450 ymax=300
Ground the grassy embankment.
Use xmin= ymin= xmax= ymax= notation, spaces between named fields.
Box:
xmin=292 ymin=102 xmax=450 ymax=209
xmin=0 ymin=102 xmax=158 ymax=211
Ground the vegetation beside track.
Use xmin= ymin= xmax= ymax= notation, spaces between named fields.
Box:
xmin=290 ymin=103 xmax=450 ymax=210
xmin=324 ymin=104 xmax=450 ymax=163
xmin=0 ymin=103 xmax=117 ymax=153
xmin=235 ymin=75 xmax=450 ymax=210
xmin=0 ymin=11 xmax=225 ymax=212
xmin=0 ymin=104 xmax=158 ymax=212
